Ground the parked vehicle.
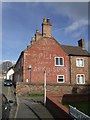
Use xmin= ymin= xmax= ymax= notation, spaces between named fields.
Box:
xmin=0 ymin=94 xmax=13 ymax=120
xmin=4 ymin=79 xmax=13 ymax=86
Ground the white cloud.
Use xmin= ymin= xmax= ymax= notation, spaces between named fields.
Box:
xmin=46 ymin=2 xmax=88 ymax=35
xmin=50 ymin=2 xmax=88 ymax=21
xmin=65 ymin=19 xmax=88 ymax=33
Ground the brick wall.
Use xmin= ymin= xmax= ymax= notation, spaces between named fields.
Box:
xmin=89 ymin=57 xmax=90 ymax=83
xmin=14 ymin=18 xmax=90 ymax=86
xmin=23 ymin=37 xmax=69 ymax=83
xmin=16 ymin=82 xmax=44 ymax=96
xmin=70 ymin=56 xmax=89 ymax=84
xmin=46 ymin=93 xmax=90 ymax=119
xmin=46 ymin=95 xmax=73 ymax=119
xmin=62 ymin=93 xmax=90 ymax=103
xmin=16 ymin=82 xmax=90 ymax=96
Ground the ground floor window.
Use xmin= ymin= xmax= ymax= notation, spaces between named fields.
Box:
xmin=57 ymin=75 xmax=64 ymax=83
xmin=76 ymin=74 xmax=85 ymax=84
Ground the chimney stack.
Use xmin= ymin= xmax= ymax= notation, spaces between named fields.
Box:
xmin=42 ymin=18 xmax=52 ymax=37
xmin=35 ymin=29 xmax=42 ymax=41
xmin=78 ymin=38 xmax=85 ymax=50
xmin=31 ymin=37 xmax=35 ymax=45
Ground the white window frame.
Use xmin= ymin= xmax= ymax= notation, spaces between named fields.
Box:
xmin=76 ymin=74 xmax=85 ymax=84
xmin=55 ymin=57 xmax=64 ymax=66
xmin=76 ymin=58 xmax=84 ymax=67
xmin=57 ymin=75 xmax=64 ymax=83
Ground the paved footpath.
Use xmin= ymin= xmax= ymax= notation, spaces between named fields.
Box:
xmin=15 ymin=96 xmax=55 ymax=119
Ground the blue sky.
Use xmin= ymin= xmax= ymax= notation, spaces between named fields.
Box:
xmin=2 ymin=2 xmax=89 ymax=62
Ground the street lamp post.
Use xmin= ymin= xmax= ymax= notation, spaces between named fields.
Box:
xmin=44 ymin=70 xmax=46 ymax=105
xmin=28 ymin=65 xmax=32 ymax=82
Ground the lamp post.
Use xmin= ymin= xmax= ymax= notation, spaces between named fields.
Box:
xmin=28 ymin=65 xmax=32 ymax=82
xmin=44 ymin=70 xmax=46 ymax=105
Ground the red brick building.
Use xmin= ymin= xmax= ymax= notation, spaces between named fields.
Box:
xmin=14 ymin=18 xmax=90 ymax=85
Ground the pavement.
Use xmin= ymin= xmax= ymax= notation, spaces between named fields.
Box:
xmin=14 ymin=96 xmax=55 ymax=119
xmin=8 ymin=86 xmax=17 ymax=119
xmin=8 ymin=86 xmax=55 ymax=119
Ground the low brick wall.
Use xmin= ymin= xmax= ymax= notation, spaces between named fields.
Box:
xmin=46 ymin=93 xmax=90 ymax=119
xmin=46 ymin=93 xmax=90 ymax=103
xmin=62 ymin=93 xmax=90 ymax=103
xmin=46 ymin=84 xmax=90 ymax=94
xmin=16 ymin=82 xmax=44 ymax=96
xmin=16 ymin=82 xmax=90 ymax=96
xmin=46 ymin=95 xmax=73 ymax=119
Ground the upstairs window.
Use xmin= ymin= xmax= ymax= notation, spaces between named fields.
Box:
xmin=57 ymin=75 xmax=64 ymax=83
xmin=55 ymin=57 xmax=64 ymax=66
xmin=76 ymin=74 xmax=85 ymax=84
xmin=76 ymin=58 xmax=84 ymax=67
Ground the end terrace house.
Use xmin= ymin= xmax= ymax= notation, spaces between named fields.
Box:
xmin=14 ymin=18 xmax=90 ymax=85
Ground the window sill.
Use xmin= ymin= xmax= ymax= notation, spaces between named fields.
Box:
xmin=76 ymin=66 xmax=84 ymax=68
xmin=57 ymin=82 xmax=65 ymax=83
xmin=77 ymin=83 xmax=85 ymax=85
xmin=55 ymin=65 xmax=64 ymax=67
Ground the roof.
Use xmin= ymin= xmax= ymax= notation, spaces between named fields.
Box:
xmin=15 ymin=37 xmax=90 ymax=68
xmin=25 ymin=37 xmax=90 ymax=56
xmin=61 ymin=45 xmax=90 ymax=56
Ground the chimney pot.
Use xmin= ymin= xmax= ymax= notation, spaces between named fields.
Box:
xmin=47 ymin=18 xmax=51 ymax=24
xmin=43 ymin=18 xmax=47 ymax=23
xmin=36 ymin=29 xmax=39 ymax=33
xmin=35 ymin=29 xmax=42 ymax=41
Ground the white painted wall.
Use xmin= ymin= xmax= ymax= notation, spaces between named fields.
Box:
xmin=6 ymin=68 xmax=14 ymax=80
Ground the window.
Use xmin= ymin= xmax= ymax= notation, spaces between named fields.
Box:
xmin=57 ymin=75 xmax=64 ymax=83
xmin=76 ymin=58 xmax=84 ymax=67
xmin=76 ymin=74 xmax=85 ymax=84
xmin=55 ymin=57 xmax=64 ymax=66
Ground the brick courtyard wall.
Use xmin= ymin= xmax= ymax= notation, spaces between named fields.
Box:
xmin=62 ymin=93 xmax=90 ymax=103
xmin=16 ymin=82 xmax=44 ymax=96
xmin=46 ymin=95 xmax=73 ymax=119
xmin=46 ymin=93 xmax=90 ymax=119
xmin=16 ymin=82 xmax=90 ymax=96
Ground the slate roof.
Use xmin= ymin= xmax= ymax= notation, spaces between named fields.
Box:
xmin=61 ymin=45 xmax=90 ymax=56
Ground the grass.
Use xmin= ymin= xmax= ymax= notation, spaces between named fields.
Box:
xmin=62 ymin=101 xmax=90 ymax=116
xmin=27 ymin=93 xmax=44 ymax=97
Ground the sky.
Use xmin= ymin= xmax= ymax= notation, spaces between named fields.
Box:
xmin=1 ymin=2 xmax=89 ymax=62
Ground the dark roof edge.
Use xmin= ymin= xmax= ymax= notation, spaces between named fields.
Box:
xmin=61 ymin=44 xmax=90 ymax=56
xmin=14 ymin=51 xmax=24 ymax=68
xmin=68 ymin=54 xmax=90 ymax=57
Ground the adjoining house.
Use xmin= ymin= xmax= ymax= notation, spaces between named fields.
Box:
xmin=6 ymin=66 xmax=14 ymax=80
xmin=14 ymin=18 xmax=90 ymax=85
